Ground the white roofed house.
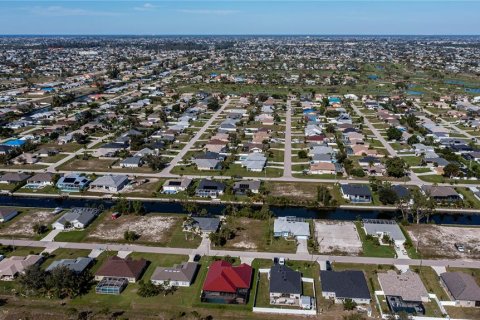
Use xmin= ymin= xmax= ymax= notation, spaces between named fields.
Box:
xmin=0 ymin=255 xmax=44 ymax=281
xmin=89 ymin=175 xmax=130 ymax=193
xmin=240 ymin=152 xmax=267 ymax=172
xmin=52 ymin=207 xmax=100 ymax=230
xmin=162 ymin=178 xmax=192 ymax=194
xmin=273 ymin=216 xmax=310 ymax=240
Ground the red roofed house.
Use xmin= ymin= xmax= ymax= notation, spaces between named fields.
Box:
xmin=201 ymin=260 xmax=253 ymax=304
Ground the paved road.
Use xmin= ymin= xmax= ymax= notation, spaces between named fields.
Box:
xmin=350 ymin=103 xmax=423 ymax=185
xmin=160 ymin=98 xmax=231 ymax=175
xmin=421 ymin=105 xmax=475 ymax=140
xmin=46 ymin=133 xmax=114 ymax=172
xmin=2 ymin=238 xmax=479 ymax=269
xmin=283 ymin=100 xmax=293 ymax=178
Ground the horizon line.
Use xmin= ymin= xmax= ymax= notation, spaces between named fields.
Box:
xmin=1 ymin=33 xmax=480 ymax=37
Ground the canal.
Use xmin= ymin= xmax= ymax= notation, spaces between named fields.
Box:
xmin=1 ymin=195 xmax=480 ymax=225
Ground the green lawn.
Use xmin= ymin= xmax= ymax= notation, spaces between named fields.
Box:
xmin=401 ymin=156 xmax=423 ymax=166
xmin=355 ymin=222 xmax=396 ymax=258
xmin=412 ymin=266 xmax=449 ymax=300
xmin=221 ymin=218 xmax=297 ymax=253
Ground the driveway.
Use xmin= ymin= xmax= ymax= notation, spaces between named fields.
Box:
xmin=297 ymin=238 xmax=309 ymax=254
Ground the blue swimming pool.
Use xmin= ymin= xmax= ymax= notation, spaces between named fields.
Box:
xmin=465 ymin=88 xmax=480 ymax=94
xmin=3 ymin=139 xmax=26 ymax=147
xmin=406 ymin=90 xmax=424 ymax=96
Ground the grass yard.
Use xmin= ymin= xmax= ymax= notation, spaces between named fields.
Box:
xmin=221 ymin=218 xmax=297 ymax=253
xmin=411 ymin=266 xmax=449 ymax=300
xmin=401 ymin=156 xmax=423 ymax=166
xmin=355 ymin=222 xmax=396 ymax=258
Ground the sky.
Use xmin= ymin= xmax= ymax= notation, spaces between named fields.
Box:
xmin=0 ymin=1 xmax=479 ymax=35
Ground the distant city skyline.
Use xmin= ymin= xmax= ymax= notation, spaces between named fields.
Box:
xmin=0 ymin=1 xmax=479 ymax=35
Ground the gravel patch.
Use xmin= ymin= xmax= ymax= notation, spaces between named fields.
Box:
xmin=315 ymin=220 xmax=362 ymax=254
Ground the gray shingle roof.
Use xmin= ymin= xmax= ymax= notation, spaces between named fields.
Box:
xmin=269 ymin=264 xmax=302 ymax=295
xmin=441 ymin=272 xmax=480 ymax=301
xmin=320 ymin=270 xmax=371 ymax=300
xmin=46 ymin=257 xmax=93 ymax=273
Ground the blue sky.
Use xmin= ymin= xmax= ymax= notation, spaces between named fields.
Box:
xmin=0 ymin=1 xmax=479 ymax=35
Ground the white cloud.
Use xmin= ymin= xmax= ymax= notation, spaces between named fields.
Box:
xmin=178 ymin=9 xmax=238 ymax=15
xmin=26 ymin=6 xmax=119 ymax=17
xmin=134 ymin=3 xmax=159 ymax=12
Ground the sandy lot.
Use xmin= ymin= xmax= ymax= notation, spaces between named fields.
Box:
xmin=224 ymin=218 xmax=259 ymax=250
xmin=407 ymin=225 xmax=480 ymax=259
xmin=315 ymin=220 xmax=362 ymax=254
xmin=0 ymin=210 xmax=53 ymax=237
xmin=88 ymin=215 xmax=177 ymax=242
xmin=270 ymin=182 xmax=317 ymax=200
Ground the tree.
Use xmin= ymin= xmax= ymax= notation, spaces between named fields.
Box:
xmin=443 ymin=163 xmax=460 ymax=178
xmin=33 ymin=223 xmax=49 ymax=235
xmin=18 ymin=264 xmax=46 ymax=296
xmin=407 ymin=134 xmax=420 ymax=145
xmin=385 ymin=157 xmax=408 ymax=178
xmin=137 ymin=280 xmax=163 ymax=297
xmin=124 ymin=230 xmax=139 ymax=242
xmin=410 ymin=189 xmax=436 ymax=224
xmin=378 ymin=183 xmax=398 ymax=205
xmin=297 ymin=150 xmax=308 ymax=159
xmin=144 ymin=154 xmax=168 ymax=171
xmin=317 ymin=185 xmax=333 ymax=206
xmin=72 ymin=132 xmax=89 ymax=145
xmin=343 ymin=298 xmax=357 ymax=310
xmin=386 ymin=127 xmax=402 ymax=141
xmin=207 ymin=97 xmax=220 ymax=111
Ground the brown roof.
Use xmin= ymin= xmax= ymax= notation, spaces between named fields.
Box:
xmin=95 ymin=256 xmax=148 ymax=280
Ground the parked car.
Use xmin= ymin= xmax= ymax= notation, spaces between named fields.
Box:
xmin=455 ymin=243 xmax=465 ymax=252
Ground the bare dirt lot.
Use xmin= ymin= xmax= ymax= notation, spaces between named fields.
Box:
xmin=88 ymin=214 xmax=177 ymax=242
xmin=315 ymin=220 xmax=362 ymax=254
xmin=0 ymin=209 xmax=54 ymax=237
xmin=269 ymin=182 xmax=317 ymax=200
xmin=407 ymin=225 xmax=480 ymax=259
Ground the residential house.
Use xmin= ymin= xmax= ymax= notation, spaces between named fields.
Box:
xmin=56 ymin=173 xmax=90 ymax=192
xmin=195 ymin=179 xmax=225 ymax=198
xmin=52 ymin=207 xmax=100 ymax=230
xmin=0 ymin=208 xmax=19 ymax=223
xmin=233 ymin=180 xmax=261 ymax=195
xmin=184 ymin=216 xmax=220 ymax=233
xmin=12 ymin=152 xmax=38 ymax=165
xmin=241 ymin=152 xmax=267 ymax=172
xmin=89 ymin=175 xmax=129 ymax=193
xmin=440 ymin=272 xmax=480 ymax=308
xmin=273 ymin=216 xmax=310 ymax=240
xmin=340 ymin=184 xmax=372 ymax=203
xmin=0 ymin=255 xmax=44 ymax=281
xmin=269 ymin=264 xmax=302 ymax=306
xmin=193 ymin=158 xmax=222 ymax=171
xmin=162 ymin=178 xmax=192 ymax=194
xmin=95 ymin=256 xmax=148 ymax=283
xmin=201 ymin=260 xmax=253 ymax=304
xmin=421 ymin=185 xmax=462 ymax=203
xmin=0 ymin=172 xmax=30 ymax=184
xmin=362 ymin=219 xmax=406 ymax=245
xmin=205 ymin=139 xmax=228 ymax=153
xmin=46 ymin=257 xmax=93 ymax=273
xmin=151 ymin=262 xmax=199 ymax=287
xmin=378 ymin=270 xmax=429 ymax=316
xmin=119 ymin=156 xmax=143 ymax=168
xmin=309 ymin=162 xmax=336 ymax=175
xmin=25 ymin=172 xmax=55 ymax=189
xmin=320 ymin=270 xmax=371 ymax=304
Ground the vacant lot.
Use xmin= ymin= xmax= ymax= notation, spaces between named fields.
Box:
xmin=0 ymin=209 xmax=54 ymax=238
xmin=88 ymin=214 xmax=176 ymax=242
xmin=407 ymin=225 xmax=480 ymax=259
xmin=269 ymin=182 xmax=317 ymax=200
xmin=315 ymin=220 xmax=362 ymax=254
xmin=223 ymin=218 xmax=297 ymax=253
